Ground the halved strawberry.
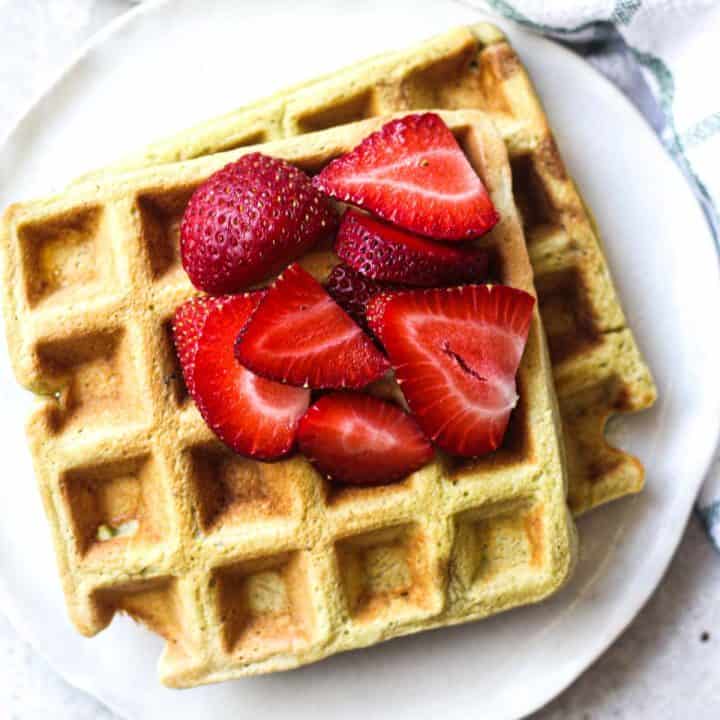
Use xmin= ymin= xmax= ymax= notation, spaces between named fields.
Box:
xmin=325 ymin=263 xmax=388 ymax=332
xmin=335 ymin=210 xmax=488 ymax=286
xmin=297 ymin=392 xmax=434 ymax=485
xmin=236 ymin=263 xmax=389 ymax=389
xmin=367 ymin=285 xmax=535 ymax=457
xmin=313 ymin=113 xmax=499 ymax=241
xmin=177 ymin=293 xmax=310 ymax=459
xmin=172 ymin=295 xmax=219 ymax=397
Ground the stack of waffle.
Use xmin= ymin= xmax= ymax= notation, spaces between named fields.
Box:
xmin=0 ymin=23 xmax=654 ymax=687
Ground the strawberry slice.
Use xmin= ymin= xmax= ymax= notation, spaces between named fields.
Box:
xmin=325 ymin=263 xmax=388 ymax=332
xmin=176 ymin=293 xmax=310 ymax=459
xmin=367 ymin=285 xmax=535 ymax=457
xmin=236 ymin=263 xmax=389 ymax=389
xmin=298 ymin=392 xmax=434 ymax=485
xmin=313 ymin=113 xmax=499 ymax=241
xmin=335 ymin=210 xmax=488 ymax=286
xmin=172 ymin=295 xmax=218 ymax=397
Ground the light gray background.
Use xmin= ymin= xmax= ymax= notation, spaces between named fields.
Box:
xmin=0 ymin=1 xmax=717 ymax=718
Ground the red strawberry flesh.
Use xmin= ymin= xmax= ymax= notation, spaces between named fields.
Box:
xmin=313 ymin=113 xmax=498 ymax=241
xmin=181 ymin=152 xmax=338 ymax=294
xmin=182 ymin=293 xmax=309 ymax=459
xmin=236 ymin=263 xmax=389 ymax=389
xmin=298 ymin=392 xmax=434 ymax=485
xmin=335 ymin=209 xmax=488 ymax=286
xmin=367 ymin=285 xmax=534 ymax=457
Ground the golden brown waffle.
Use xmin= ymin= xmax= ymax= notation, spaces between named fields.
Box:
xmin=89 ymin=24 xmax=656 ymax=514
xmin=2 ymin=112 xmax=576 ymax=686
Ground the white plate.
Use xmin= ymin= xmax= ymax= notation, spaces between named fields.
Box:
xmin=0 ymin=1 xmax=718 ymax=719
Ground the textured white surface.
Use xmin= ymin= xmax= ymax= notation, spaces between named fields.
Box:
xmin=0 ymin=2 xmax=718 ymax=719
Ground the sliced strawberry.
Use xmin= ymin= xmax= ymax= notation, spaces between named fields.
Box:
xmin=335 ymin=210 xmax=488 ymax=286
xmin=236 ymin=263 xmax=389 ymax=389
xmin=186 ymin=293 xmax=309 ymax=459
xmin=367 ymin=285 xmax=534 ymax=457
xmin=172 ymin=295 xmax=218 ymax=397
xmin=313 ymin=113 xmax=499 ymax=241
xmin=298 ymin=392 xmax=434 ymax=485
xmin=325 ymin=263 xmax=388 ymax=331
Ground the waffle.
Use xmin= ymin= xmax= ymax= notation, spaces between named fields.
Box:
xmin=1 ymin=111 xmax=576 ymax=687
xmin=87 ymin=24 xmax=656 ymax=514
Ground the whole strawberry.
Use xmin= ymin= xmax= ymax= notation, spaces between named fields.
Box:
xmin=181 ymin=153 xmax=338 ymax=293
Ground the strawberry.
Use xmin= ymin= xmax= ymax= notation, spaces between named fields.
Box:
xmin=313 ymin=113 xmax=499 ymax=241
xmin=367 ymin=285 xmax=534 ymax=457
xmin=236 ymin=263 xmax=389 ymax=389
xmin=180 ymin=152 xmax=338 ymax=294
xmin=172 ymin=295 xmax=218 ymax=397
xmin=176 ymin=293 xmax=310 ymax=459
xmin=325 ymin=263 xmax=388 ymax=331
xmin=335 ymin=210 xmax=488 ymax=286
xmin=297 ymin=392 xmax=434 ymax=485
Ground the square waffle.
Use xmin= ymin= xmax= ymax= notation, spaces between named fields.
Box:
xmin=1 ymin=111 xmax=576 ymax=686
xmin=88 ymin=23 xmax=657 ymax=514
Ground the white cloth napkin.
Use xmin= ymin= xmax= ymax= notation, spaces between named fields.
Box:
xmin=467 ymin=0 xmax=720 ymax=546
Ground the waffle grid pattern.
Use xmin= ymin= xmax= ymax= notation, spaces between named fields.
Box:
xmin=2 ymin=114 xmax=576 ymax=686
xmin=90 ymin=24 xmax=656 ymax=514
